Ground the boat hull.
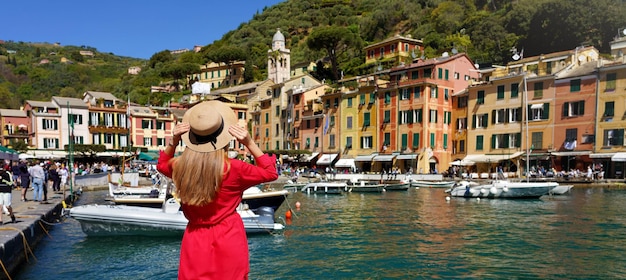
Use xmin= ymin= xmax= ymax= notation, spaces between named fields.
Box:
xmin=411 ymin=180 xmax=455 ymax=188
xmin=384 ymin=182 xmax=410 ymax=191
xmin=69 ymin=202 xmax=283 ymax=237
xmin=241 ymin=189 xmax=289 ymax=212
xmin=348 ymin=184 xmax=385 ymax=193
xmin=448 ymin=181 xmax=559 ymax=198
xmin=301 ymin=182 xmax=347 ymax=194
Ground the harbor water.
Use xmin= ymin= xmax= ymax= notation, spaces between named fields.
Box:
xmin=15 ymin=186 xmax=626 ymax=279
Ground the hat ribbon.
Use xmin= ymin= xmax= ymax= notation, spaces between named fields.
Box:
xmin=190 ymin=121 xmax=224 ymax=150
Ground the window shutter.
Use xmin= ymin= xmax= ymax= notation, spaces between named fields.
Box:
xmin=492 ymin=110 xmax=496 ymax=124
xmin=563 ymin=102 xmax=569 ymax=116
xmin=542 ymin=103 xmax=549 ymax=119
xmin=482 ymin=114 xmax=488 ymax=127
xmin=580 ymin=101 xmax=585 ymax=115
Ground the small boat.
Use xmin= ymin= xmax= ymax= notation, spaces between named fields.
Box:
xmin=301 ymin=182 xmax=347 ymax=194
xmin=347 ymin=181 xmax=385 ymax=193
xmin=549 ymin=184 xmax=573 ymax=195
xmin=67 ymin=198 xmax=284 ymax=237
xmin=241 ymin=187 xmax=289 ymax=212
xmin=411 ymin=180 xmax=456 ymax=188
xmin=446 ymin=180 xmax=559 ymax=199
xmin=383 ymin=181 xmax=410 ymax=191
xmin=107 ymin=174 xmax=173 ymax=208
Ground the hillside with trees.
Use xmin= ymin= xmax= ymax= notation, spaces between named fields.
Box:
xmin=1 ymin=0 xmax=625 ymax=108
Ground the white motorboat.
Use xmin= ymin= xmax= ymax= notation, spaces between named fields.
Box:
xmin=241 ymin=187 xmax=289 ymax=212
xmin=110 ymin=176 xmax=289 ymax=211
xmin=446 ymin=180 xmax=559 ymax=198
xmin=301 ymin=182 xmax=348 ymax=194
xmin=107 ymin=173 xmax=173 ymax=208
xmin=67 ymin=198 xmax=284 ymax=237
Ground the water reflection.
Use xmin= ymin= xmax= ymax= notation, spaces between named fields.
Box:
xmin=17 ymin=187 xmax=626 ymax=279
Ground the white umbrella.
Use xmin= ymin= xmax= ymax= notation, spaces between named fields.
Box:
xmin=19 ymin=153 xmax=35 ymax=160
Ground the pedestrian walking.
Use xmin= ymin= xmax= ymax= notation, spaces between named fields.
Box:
xmin=0 ymin=165 xmax=16 ymax=224
xmin=29 ymin=161 xmax=45 ymax=203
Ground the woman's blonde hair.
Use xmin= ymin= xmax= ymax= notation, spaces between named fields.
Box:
xmin=171 ymin=147 xmax=231 ymax=206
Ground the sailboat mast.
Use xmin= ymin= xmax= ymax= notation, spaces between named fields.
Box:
xmin=67 ymin=101 xmax=75 ymax=203
xmin=524 ymin=75 xmax=530 ymax=183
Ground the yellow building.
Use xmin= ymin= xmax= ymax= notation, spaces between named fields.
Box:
xmin=595 ymin=61 xmax=626 ymax=178
xmin=364 ymin=34 xmax=424 ymax=69
xmin=188 ymin=61 xmax=246 ymax=89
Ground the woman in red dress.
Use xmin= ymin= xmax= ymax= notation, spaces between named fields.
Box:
xmin=157 ymin=101 xmax=278 ymax=279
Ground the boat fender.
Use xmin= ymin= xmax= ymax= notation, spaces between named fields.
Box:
xmin=502 ymin=186 xmax=509 ymax=192
xmin=490 ymin=187 xmax=497 ymax=194
xmin=256 ymin=206 xmax=275 ymax=218
xmin=149 ymin=189 xmax=160 ymax=198
xmin=480 ymin=188 xmax=488 ymax=194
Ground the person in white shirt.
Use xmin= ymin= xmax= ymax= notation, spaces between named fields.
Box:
xmin=58 ymin=164 xmax=69 ymax=191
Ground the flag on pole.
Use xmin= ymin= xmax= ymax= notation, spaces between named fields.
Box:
xmin=323 ymin=114 xmax=329 ymax=135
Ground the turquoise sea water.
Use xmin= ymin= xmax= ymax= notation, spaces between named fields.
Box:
xmin=15 ymin=186 xmax=626 ymax=279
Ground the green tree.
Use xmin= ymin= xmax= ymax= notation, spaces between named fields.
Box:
xmin=243 ymin=59 xmax=255 ymax=83
xmin=306 ymin=26 xmax=359 ymax=81
xmin=205 ymin=46 xmax=247 ymax=87
xmin=149 ymin=50 xmax=173 ymax=69
xmin=159 ymin=62 xmax=200 ymax=91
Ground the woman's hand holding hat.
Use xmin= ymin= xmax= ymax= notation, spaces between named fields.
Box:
xmin=173 ymin=122 xmax=190 ymax=144
xmin=229 ymin=125 xmax=263 ymax=158
xmin=228 ymin=125 xmax=250 ymax=146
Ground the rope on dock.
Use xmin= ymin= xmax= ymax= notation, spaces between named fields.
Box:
xmin=0 ymin=259 xmax=12 ymax=280
xmin=0 ymin=226 xmax=38 ymax=265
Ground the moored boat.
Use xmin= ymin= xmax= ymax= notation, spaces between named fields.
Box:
xmin=347 ymin=181 xmax=385 ymax=193
xmin=67 ymin=198 xmax=283 ymax=237
xmin=411 ymin=180 xmax=455 ymax=188
xmin=383 ymin=181 xmax=411 ymax=191
xmin=301 ymin=182 xmax=347 ymax=194
xmin=446 ymin=180 xmax=559 ymax=198
xmin=241 ymin=187 xmax=289 ymax=212
xmin=107 ymin=174 xmax=173 ymax=208
xmin=549 ymin=184 xmax=573 ymax=195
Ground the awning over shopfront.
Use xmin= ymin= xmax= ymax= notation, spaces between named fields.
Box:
xmin=96 ymin=151 xmax=133 ymax=157
xmin=28 ymin=150 xmax=68 ymax=159
xmin=138 ymin=152 xmax=160 ymax=162
xmin=464 ymin=151 xmax=523 ymax=163
xmin=297 ymin=152 xmax=319 ymax=162
xmin=354 ymin=154 xmax=376 ymax=162
xmin=373 ymin=154 xmax=396 ymax=162
xmin=316 ymin=154 xmax=338 ymax=165
xmin=551 ymin=151 xmax=591 ymax=157
xmin=395 ymin=154 xmax=417 ymax=160
xmin=611 ymin=152 xmax=626 ymax=162
xmin=590 ymin=153 xmax=615 ymax=159
xmin=335 ymin=158 xmax=356 ymax=169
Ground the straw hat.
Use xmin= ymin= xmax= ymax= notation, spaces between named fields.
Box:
xmin=181 ymin=101 xmax=237 ymax=153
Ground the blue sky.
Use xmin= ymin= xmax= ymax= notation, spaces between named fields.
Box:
xmin=2 ymin=0 xmax=285 ymax=59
